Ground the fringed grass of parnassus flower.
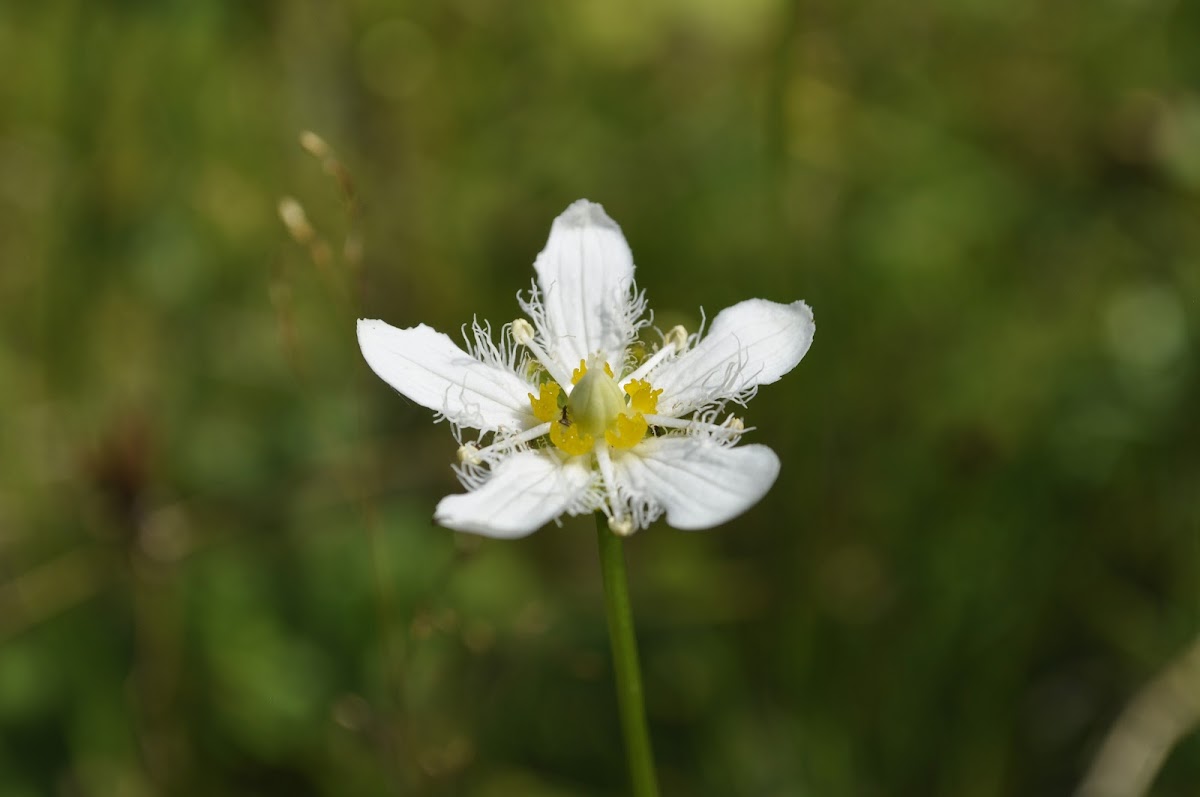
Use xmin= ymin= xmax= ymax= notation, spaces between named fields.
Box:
xmin=358 ymin=199 xmax=815 ymax=538
xmin=359 ymin=199 xmax=814 ymax=796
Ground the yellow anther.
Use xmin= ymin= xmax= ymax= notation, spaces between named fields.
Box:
xmin=605 ymin=413 xmax=648 ymax=450
xmin=664 ymin=325 xmax=688 ymax=350
xmin=550 ymin=421 xmax=594 ymax=456
xmin=609 ymin=516 xmax=635 ymax=536
xmin=624 ymin=379 xmax=663 ymax=415
xmin=457 ymin=444 xmax=482 ymax=465
xmin=512 ymin=318 xmax=536 ymax=346
xmin=528 ymin=381 xmax=562 ymax=423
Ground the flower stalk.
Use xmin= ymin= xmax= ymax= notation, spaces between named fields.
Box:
xmin=596 ymin=513 xmax=660 ymax=797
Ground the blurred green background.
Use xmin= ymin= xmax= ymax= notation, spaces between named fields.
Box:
xmin=2 ymin=1 xmax=1199 ymax=795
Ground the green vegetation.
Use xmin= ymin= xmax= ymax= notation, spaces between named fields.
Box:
xmin=1 ymin=1 xmax=1198 ymax=795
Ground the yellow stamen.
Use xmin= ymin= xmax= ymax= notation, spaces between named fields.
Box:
xmin=528 ymin=381 xmax=562 ymax=423
xmin=604 ymin=380 xmax=661 ymax=449
xmin=551 ymin=421 xmax=594 ymax=456
xmin=605 ymin=413 xmax=648 ymax=450
xmin=530 ymin=362 xmax=662 ymax=456
xmin=624 ymin=379 xmax=663 ymax=415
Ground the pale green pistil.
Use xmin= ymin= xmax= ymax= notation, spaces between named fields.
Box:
xmin=569 ymin=362 xmax=626 ymax=439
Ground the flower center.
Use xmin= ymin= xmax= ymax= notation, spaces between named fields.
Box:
xmin=526 ymin=357 xmax=663 ymax=457
xmin=568 ymin=358 xmax=625 ymax=439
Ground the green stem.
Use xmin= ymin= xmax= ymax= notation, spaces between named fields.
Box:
xmin=595 ymin=515 xmax=660 ymax=797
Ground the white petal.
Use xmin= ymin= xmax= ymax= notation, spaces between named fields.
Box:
xmin=435 ymin=451 xmax=595 ymax=538
xmin=651 ymin=299 xmax=815 ymax=417
xmin=530 ymin=199 xmax=637 ymax=368
xmin=358 ymin=319 xmax=534 ymax=432
xmin=613 ymin=437 xmax=781 ymax=530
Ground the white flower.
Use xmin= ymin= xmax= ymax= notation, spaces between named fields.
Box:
xmin=358 ymin=200 xmax=815 ymax=538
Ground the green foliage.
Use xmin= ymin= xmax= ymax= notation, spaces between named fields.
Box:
xmin=1 ymin=0 xmax=1198 ymax=795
